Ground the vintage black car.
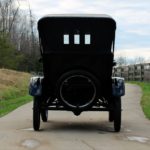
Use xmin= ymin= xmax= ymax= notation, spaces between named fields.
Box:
xmin=29 ymin=14 xmax=125 ymax=132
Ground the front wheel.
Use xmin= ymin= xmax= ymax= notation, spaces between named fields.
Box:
xmin=113 ymin=97 xmax=121 ymax=132
xmin=33 ymin=96 xmax=41 ymax=131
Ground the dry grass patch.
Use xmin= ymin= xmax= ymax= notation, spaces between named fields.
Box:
xmin=0 ymin=69 xmax=32 ymax=116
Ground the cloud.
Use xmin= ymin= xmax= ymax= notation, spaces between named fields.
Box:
xmin=57 ymin=0 xmax=83 ymax=9
xmin=19 ymin=0 xmax=29 ymax=10
xmin=115 ymin=48 xmax=150 ymax=59
xmin=114 ymin=9 xmax=150 ymax=26
xmin=24 ymin=0 xmax=150 ymax=24
xmin=127 ymin=28 xmax=150 ymax=36
xmin=19 ymin=0 xmax=150 ymax=59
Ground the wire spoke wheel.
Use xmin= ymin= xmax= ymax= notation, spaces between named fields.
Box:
xmin=113 ymin=97 xmax=121 ymax=132
xmin=33 ymin=96 xmax=41 ymax=131
xmin=41 ymin=109 xmax=48 ymax=122
xmin=109 ymin=110 xmax=114 ymax=122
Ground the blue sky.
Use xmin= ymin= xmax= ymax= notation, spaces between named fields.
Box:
xmin=19 ymin=0 xmax=150 ymax=60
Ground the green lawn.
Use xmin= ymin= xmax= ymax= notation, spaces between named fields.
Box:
xmin=129 ymin=81 xmax=150 ymax=120
xmin=0 ymin=95 xmax=32 ymax=117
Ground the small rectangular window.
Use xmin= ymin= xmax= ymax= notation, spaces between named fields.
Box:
xmin=63 ymin=34 xmax=69 ymax=44
xmin=74 ymin=34 xmax=80 ymax=44
xmin=85 ymin=34 xmax=91 ymax=45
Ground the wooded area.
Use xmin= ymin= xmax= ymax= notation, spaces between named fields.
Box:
xmin=1 ymin=0 xmax=149 ymax=74
xmin=0 ymin=0 xmax=41 ymax=72
xmin=113 ymin=63 xmax=150 ymax=81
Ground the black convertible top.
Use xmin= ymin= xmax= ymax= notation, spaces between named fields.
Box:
xmin=38 ymin=14 xmax=116 ymax=29
xmin=38 ymin=14 xmax=116 ymax=53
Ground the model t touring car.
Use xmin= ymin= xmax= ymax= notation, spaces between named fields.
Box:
xmin=29 ymin=14 xmax=125 ymax=132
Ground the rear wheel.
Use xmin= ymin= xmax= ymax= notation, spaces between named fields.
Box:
xmin=41 ymin=109 xmax=48 ymax=122
xmin=33 ymin=96 xmax=41 ymax=131
xmin=113 ymin=97 xmax=121 ymax=132
xmin=109 ymin=110 xmax=114 ymax=122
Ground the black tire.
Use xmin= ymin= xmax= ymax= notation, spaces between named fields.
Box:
xmin=109 ymin=110 xmax=114 ymax=122
xmin=41 ymin=109 xmax=48 ymax=122
xmin=113 ymin=97 xmax=121 ymax=132
xmin=33 ymin=96 xmax=41 ymax=131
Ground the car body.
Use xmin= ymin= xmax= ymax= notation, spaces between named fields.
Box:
xmin=29 ymin=14 xmax=125 ymax=132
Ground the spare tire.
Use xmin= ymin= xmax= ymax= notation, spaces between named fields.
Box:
xmin=56 ymin=70 xmax=98 ymax=110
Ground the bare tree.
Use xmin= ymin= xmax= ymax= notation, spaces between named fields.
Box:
xmin=0 ymin=0 xmax=40 ymax=71
xmin=0 ymin=0 xmax=20 ymax=34
xmin=0 ymin=0 xmax=38 ymax=54
xmin=133 ymin=56 xmax=145 ymax=64
xmin=115 ymin=56 xmax=127 ymax=66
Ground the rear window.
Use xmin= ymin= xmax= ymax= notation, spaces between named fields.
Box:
xmin=63 ymin=34 xmax=91 ymax=45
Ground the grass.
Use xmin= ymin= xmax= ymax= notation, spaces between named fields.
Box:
xmin=1 ymin=68 xmax=149 ymax=120
xmin=0 ymin=69 xmax=32 ymax=117
xmin=129 ymin=81 xmax=150 ymax=120
xmin=0 ymin=95 xmax=32 ymax=116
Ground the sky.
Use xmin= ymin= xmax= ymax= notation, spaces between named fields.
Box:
xmin=19 ymin=0 xmax=150 ymax=61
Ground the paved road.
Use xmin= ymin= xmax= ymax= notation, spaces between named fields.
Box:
xmin=0 ymin=84 xmax=150 ymax=150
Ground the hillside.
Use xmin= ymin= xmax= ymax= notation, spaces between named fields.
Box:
xmin=0 ymin=69 xmax=32 ymax=117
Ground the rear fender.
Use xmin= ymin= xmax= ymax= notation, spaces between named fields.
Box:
xmin=112 ymin=77 xmax=125 ymax=97
xmin=29 ymin=76 xmax=43 ymax=96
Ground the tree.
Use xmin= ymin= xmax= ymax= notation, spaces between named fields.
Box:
xmin=133 ymin=57 xmax=145 ymax=64
xmin=0 ymin=0 xmax=41 ymax=72
xmin=0 ymin=35 xmax=20 ymax=69
xmin=115 ymin=56 xmax=127 ymax=66
xmin=0 ymin=0 xmax=19 ymax=34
